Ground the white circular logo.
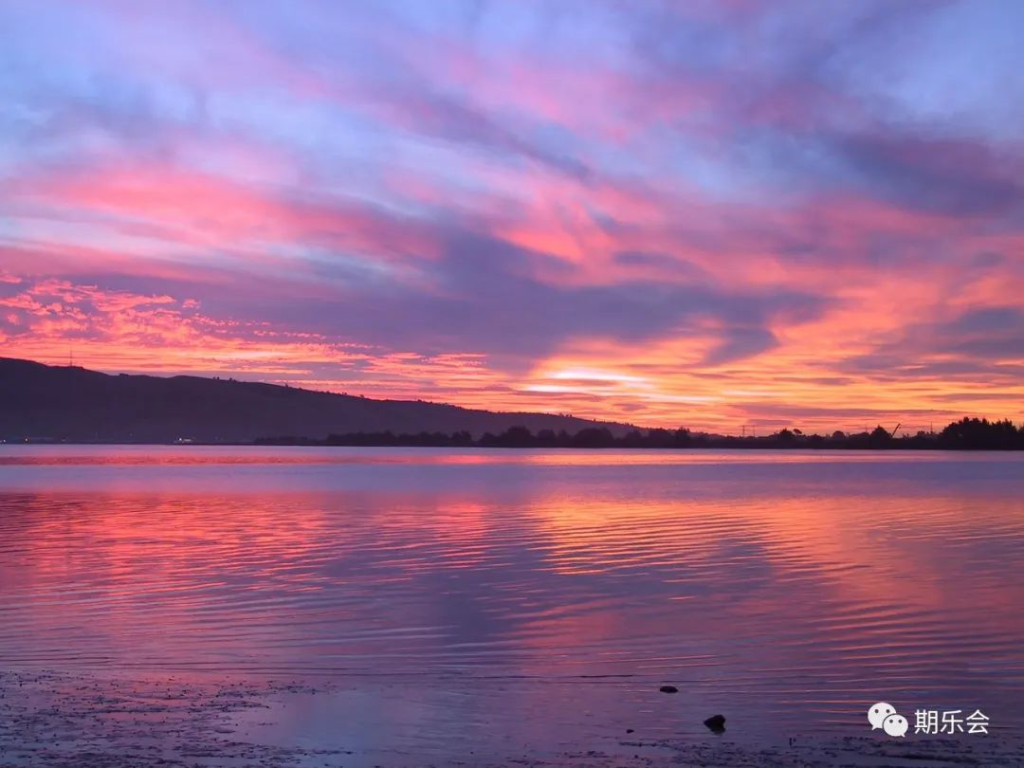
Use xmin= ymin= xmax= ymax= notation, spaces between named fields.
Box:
xmin=883 ymin=713 xmax=909 ymax=737
xmin=868 ymin=702 xmax=896 ymax=730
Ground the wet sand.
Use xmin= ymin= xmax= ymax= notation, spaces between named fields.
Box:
xmin=1 ymin=671 xmax=1020 ymax=768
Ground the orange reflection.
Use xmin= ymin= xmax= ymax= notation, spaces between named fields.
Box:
xmin=1 ymin=450 xmax=1022 ymax=715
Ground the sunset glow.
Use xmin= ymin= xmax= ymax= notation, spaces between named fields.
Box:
xmin=2 ymin=1 xmax=1022 ymax=432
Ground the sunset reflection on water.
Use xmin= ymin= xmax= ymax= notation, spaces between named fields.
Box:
xmin=1 ymin=447 xmax=1022 ymax=740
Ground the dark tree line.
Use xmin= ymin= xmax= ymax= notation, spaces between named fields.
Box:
xmin=255 ymin=416 xmax=1024 ymax=450
xmin=936 ymin=417 xmax=1022 ymax=450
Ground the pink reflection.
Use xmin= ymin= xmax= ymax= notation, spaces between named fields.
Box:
xmin=1 ymin=449 xmax=1022 ymax=737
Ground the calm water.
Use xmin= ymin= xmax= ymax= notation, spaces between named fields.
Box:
xmin=1 ymin=446 xmax=1022 ymax=755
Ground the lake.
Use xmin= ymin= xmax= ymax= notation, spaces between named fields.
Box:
xmin=1 ymin=446 xmax=1022 ymax=763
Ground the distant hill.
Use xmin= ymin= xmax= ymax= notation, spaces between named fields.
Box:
xmin=0 ymin=357 xmax=635 ymax=444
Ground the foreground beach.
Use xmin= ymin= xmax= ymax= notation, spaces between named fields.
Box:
xmin=1 ymin=671 xmax=1020 ymax=768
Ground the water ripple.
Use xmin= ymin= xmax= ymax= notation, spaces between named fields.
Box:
xmin=1 ymin=447 xmax=1023 ymax=734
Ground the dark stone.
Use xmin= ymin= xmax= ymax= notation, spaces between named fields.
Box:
xmin=626 ymin=728 xmax=634 ymax=734
xmin=659 ymin=685 xmax=679 ymax=694
xmin=704 ymin=714 xmax=726 ymax=733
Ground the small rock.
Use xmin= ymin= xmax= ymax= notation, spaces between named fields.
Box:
xmin=703 ymin=714 xmax=726 ymax=733
xmin=658 ymin=685 xmax=678 ymax=694
xmin=626 ymin=728 xmax=634 ymax=734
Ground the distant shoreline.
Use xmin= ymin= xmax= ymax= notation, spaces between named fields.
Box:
xmin=252 ymin=417 xmax=1023 ymax=450
xmin=5 ymin=359 xmax=1021 ymax=449
xmin=4 ymin=416 xmax=1022 ymax=451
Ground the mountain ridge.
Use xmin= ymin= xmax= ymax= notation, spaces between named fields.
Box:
xmin=0 ymin=357 xmax=636 ymax=443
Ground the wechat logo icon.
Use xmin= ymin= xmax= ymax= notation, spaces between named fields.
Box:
xmin=868 ymin=702 xmax=908 ymax=737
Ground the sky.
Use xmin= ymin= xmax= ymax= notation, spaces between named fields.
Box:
xmin=1 ymin=0 xmax=1022 ymax=433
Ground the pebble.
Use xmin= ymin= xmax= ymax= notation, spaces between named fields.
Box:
xmin=704 ymin=714 xmax=726 ymax=733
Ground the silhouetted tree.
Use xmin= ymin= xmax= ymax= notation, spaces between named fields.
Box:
xmin=621 ymin=429 xmax=645 ymax=448
xmin=775 ymin=428 xmax=797 ymax=446
xmin=646 ymin=428 xmax=673 ymax=448
xmin=535 ymin=429 xmax=557 ymax=447
xmin=938 ymin=417 xmax=1019 ymax=450
xmin=494 ymin=426 xmax=534 ymax=447
xmin=571 ymin=427 xmax=615 ymax=448
xmin=868 ymin=425 xmax=894 ymax=448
